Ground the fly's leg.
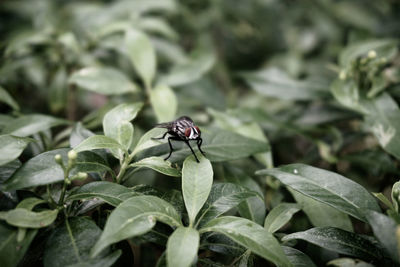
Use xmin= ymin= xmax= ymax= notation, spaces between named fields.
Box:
xmin=197 ymin=138 xmax=205 ymax=155
xmin=151 ymin=131 xmax=168 ymax=140
xmin=165 ymin=136 xmax=176 ymax=160
xmin=185 ymin=141 xmax=200 ymax=163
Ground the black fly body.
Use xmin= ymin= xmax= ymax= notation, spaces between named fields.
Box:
xmin=152 ymin=116 xmax=205 ymax=163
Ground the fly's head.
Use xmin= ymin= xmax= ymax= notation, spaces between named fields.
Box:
xmin=184 ymin=126 xmax=201 ymax=140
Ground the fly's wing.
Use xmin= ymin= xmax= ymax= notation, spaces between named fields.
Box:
xmin=154 ymin=121 xmax=174 ymax=129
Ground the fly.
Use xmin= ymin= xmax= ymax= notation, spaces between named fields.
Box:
xmin=152 ymin=116 xmax=205 ymax=163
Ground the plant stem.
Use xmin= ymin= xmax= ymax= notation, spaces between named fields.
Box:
xmin=58 ymin=165 xmax=71 ymax=206
xmin=116 ymin=152 xmax=135 ymax=184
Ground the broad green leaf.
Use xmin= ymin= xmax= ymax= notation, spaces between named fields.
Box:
xmin=2 ymin=208 xmax=58 ymax=228
xmin=182 ymin=155 xmax=213 ymax=226
xmin=131 ymin=128 xmax=166 ymax=156
xmin=73 ymin=135 xmax=127 ymax=154
xmin=264 ymin=203 xmax=301 ymax=233
xmin=103 ymin=102 xmax=143 ymax=149
xmin=69 ymin=67 xmax=137 ymax=95
xmin=0 ymin=86 xmax=19 ymax=111
xmin=257 ymin=164 xmax=380 ymax=221
xmin=282 ymin=246 xmax=317 ymax=267
xmin=200 ymin=216 xmax=292 ymax=266
xmin=0 ymin=222 xmax=37 ymax=267
xmin=16 ymin=197 xmax=45 ymax=210
xmin=2 ymin=114 xmax=68 ymax=137
xmin=1 ymin=149 xmax=66 ymax=191
xmin=91 ymin=195 xmax=181 ymax=257
xmin=339 ymin=39 xmax=398 ymax=67
xmin=150 ymin=85 xmax=177 ymax=122
xmin=331 ymin=79 xmax=362 ymax=113
xmin=67 ymin=181 xmax=139 ymax=207
xmin=44 ymin=217 xmax=120 ymax=267
xmin=156 ymin=128 xmax=270 ymax=162
xmin=166 ymin=227 xmax=199 ymax=267
xmin=373 ymin=192 xmax=394 ymax=210
xmin=242 ymin=67 xmax=328 ymax=101
xmin=224 ymin=166 xmax=265 ymax=225
xmin=196 ymin=183 xmax=258 ymax=227
xmin=289 ymin=189 xmax=353 ymax=232
xmin=70 ymin=122 xmax=94 ymax=148
xmin=48 ymin=67 xmax=67 ymax=113
xmin=129 ymin=156 xmax=181 ymax=177
xmin=159 ymin=49 xmax=215 ymax=87
xmin=0 ymin=135 xmax=34 ymax=166
xmin=1 ymin=149 xmax=111 ymax=191
xmin=125 ymin=28 xmax=156 ymax=88
xmin=0 ymin=159 xmax=21 ymax=184
xmin=282 ymin=227 xmax=383 ymax=261
xmin=366 ymin=210 xmax=399 ymax=263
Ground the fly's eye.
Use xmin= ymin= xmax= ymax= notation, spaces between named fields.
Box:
xmin=194 ymin=126 xmax=200 ymax=133
xmin=184 ymin=128 xmax=191 ymax=137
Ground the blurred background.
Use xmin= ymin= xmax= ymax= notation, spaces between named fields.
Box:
xmin=1 ymin=0 xmax=400 ymax=207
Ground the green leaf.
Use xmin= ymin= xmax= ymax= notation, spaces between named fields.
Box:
xmin=48 ymin=67 xmax=68 ymax=113
xmin=2 ymin=208 xmax=58 ymax=228
xmin=289 ymin=189 xmax=353 ymax=232
xmin=182 ymin=155 xmax=213 ymax=226
xmin=44 ymin=217 xmax=120 ymax=267
xmin=159 ymin=49 xmax=215 ymax=87
xmin=0 ymin=222 xmax=37 ymax=267
xmin=0 ymin=135 xmax=34 ymax=166
xmin=327 ymin=258 xmax=374 ymax=267
xmin=16 ymin=197 xmax=45 ymax=210
xmin=1 ymin=149 xmax=66 ymax=191
xmin=132 ymin=128 xmax=167 ymax=156
xmin=373 ymin=192 xmax=394 ymax=210
xmin=1 ymin=149 xmax=111 ymax=191
xmin=242 ymin=67 xmax=328 ymax=101
xmin=125 ymin=28 xmax=156 ymax=88
xmin=282 ymin=227 xmax=383 ymax=261
xmin=200 ymin=216 xmax=292 ymax=266
xmin=2 ymin=114 xmax=68 ymax=137
xmin=166 ymin=227 xmax=199 ymax=267
xmin=282 ymin=246 xmax=317 ymax=267
xmin=339 ymin=39 xmax=398 ymax=67
xmin=103 ymin=102 xmax=143 ymax=149
xmin=256 ymin=164 xmax=380 ymax=221
xmin=129 ymin=156 xmax=181 ymax=177
xmin=139 ymin=17 xmax=178 ymax=41
xmin=224 ymin=166 xmax=266 ymax=225
xmin=158 ymin=128 xmax=270 ymax=162
xmin=0 ymin=86 xmax=19 ymax=111
xmin=366 ymin=210 xmax=399 ymax=263
xmin=67 ymin=181 xmax=139 ymax=207
xmin=69 ymin=67 xmax=137 ymax=95
xmin=264 ymin=203 xmax=301 ymax=233
xmin=196 ymin=183 xmax=258 ymax=227
xmin=73 ymin=135 xmax=127 ymax=154
xmin=91 ymin=195 xmax=181 ymax=257
xmin=150 ymin=85 xmax=177 ymax=123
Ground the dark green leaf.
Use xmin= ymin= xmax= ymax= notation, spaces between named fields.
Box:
xmin=197 ymin=183 xmax=258 ymax=226
xmin=200 ymin=216 xmax=291 ymax=266
xmin=282 ymin=227 xmax=383 ymax=261
xmin=182 ymin=155 xmax=213 ymax=226
xmin=70 ymin=123 xmax=94 ymax=148
xmin=129 ymin=157 xmax=181 ymax=177
xmin=69 ymin=67 xmax=137 ymax=95
xmin=166 ymin=227 xmax=199 ymax=267
xmin=264 ymin=203 xmax=301 ymax=233
xmin=282 ymin=246 xmax=317 ymax=267
xmin=0 ymin=86 xmax=19 ymax=111
xmin=257 ymin=164 xmax=380 ymax=221
xmin=67 ymin=181 xmax=139 ymax=207
xmin=44 ymin=217 xmax=120 ymax=267
xmin=91 ymin=195 xmax=181 ymax=257
xmin=0 ymin=222 xmax=37 ymax=267
xmin=73 ymin=135 xmax=127 ymax=154
xmin=0 ymin=135 xmax=34 ymax=166
xmin=366 ymin=210 xmax=399 ymax=263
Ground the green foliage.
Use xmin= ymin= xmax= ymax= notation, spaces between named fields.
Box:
xmin=1 ymin=0 xmax=400 ymax=266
